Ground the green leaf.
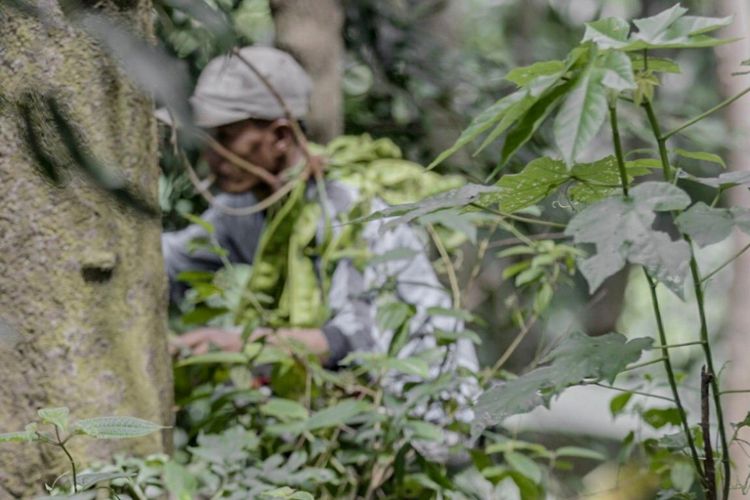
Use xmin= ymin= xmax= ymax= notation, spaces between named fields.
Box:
xmin=505 ymin=60 xmax=565 ymax=87
xmin=500 ymin=81 xmax=571 ymax=169
xmin=0 ymin=430 xmax=36 ymax=443
xmin=370 ymin=247 xmax=418 ymax=265
xmin=182 ymin=213 xmax=215 ymax=234
xmin=75 ymin=416 xmax=165 ymax=439
xmin=260 ymin=398 xmax=309 ymax=421
xmin=555 ymin=446 xmax=606 ymax=461
xmin=642 ymin=407 xmax=682 ymax=429
xmin=675 ymin=202 xmax=750 ymax=247
xmin=382 ymin=357 xmax=431 ymax=378
xmin=583 ymin=17 xmax=631 ymax=49
xmin=474 ymin=332 xmax=652 ymax=435
xmin=599 ymin=51 xmax=637 ymax=91
xmin=674 ymin=148 xmax=726 ymax=168
xmin=632 ymin=4 xmax=688 ymax=43
xmin=405 ymin=420 xmax=444 ymax=441
xmin=77 ymin=471 xmax=135 ymax=490
xmin=630 ymin=55 xmax=681 ymax=73
xmin=305 ymin=400 xmax=372 ymax=431
xmin=670 ymin=460 xmax=695 ymax=493
xmin=679 ymin=170 xmax=750 ymax=189
xmin=554 ymin=65 xmax=608 ymax=166
xmin=377 ymin=301 xmax=413 ymax=331
xmin=505 ymin=452 xmax=542 ymax=484
xmin=163 ymin=462 xmax=197 ymax=500
xmin=365 ymin=184 xmax=498 ymax=229
xmin=427 ymin=92 xmax=523 ymax=168
xmin=175 ymin=351 xmax=249 ymax=367
xmin=609 ymin=392 xmax=633 ymax=417
xmin=260 ymin=487 xmax=314 ymax=500
xmin=435 ymin=329 xmax=482 ymax=346
xmin=486 ymin=156 xmax=653 ymax=213
xmin=38 ymin=407 xmax=69 ymax=431
xmin=566 ymin=182 xmax=692 ymax=295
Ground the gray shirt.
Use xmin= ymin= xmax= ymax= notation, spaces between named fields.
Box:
xmin=162 ymin=181 xmax=479 ymax=384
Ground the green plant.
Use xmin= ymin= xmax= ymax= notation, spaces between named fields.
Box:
xmin=0 ymin=407 xmax=164 ymax=496
xmin=416 ymin=3 xmax=750 ymax=498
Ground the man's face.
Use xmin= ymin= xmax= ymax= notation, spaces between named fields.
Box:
xmin=204 ymin=119 xmax=285 ymax=193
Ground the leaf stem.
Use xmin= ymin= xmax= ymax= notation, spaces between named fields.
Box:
xmin=471 ymin=203 xmax=567 ymax=229
xmin=689 ymin=247 xmax=731 ymax=498
xmin=663 ymin=85 xmax=750 ymax=140
xmin=426 ymin=223 xmax=461 ymax=308
xmin=702 ymin=241 xmax=750 ymax=284
xmin=608 ymin=103 xmax=629 ymax=196
xmin=589 ymin=382 xmax=675 ymax=403
xmin=644 ymin=101 xmax=673 ymax=182
xmin=55 ymin=426 xmax=77 ymax=493
xmin=644 ymin=271 xmax=705 ymax=488
xmin=622 ymin=357 xmax=666 ymax=372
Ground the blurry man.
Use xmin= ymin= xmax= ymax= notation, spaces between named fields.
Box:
xmin=159 ymin=46 xmax=478 ymax=380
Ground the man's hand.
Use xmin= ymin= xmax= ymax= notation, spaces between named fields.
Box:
xmin=169 ymin=326 xmax=330 ymax=359
xmin=170 ymin=327 xmax=243 ymax=355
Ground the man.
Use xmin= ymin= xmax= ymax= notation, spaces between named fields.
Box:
xmin=159 ymin=46 xmax=478 ymax=380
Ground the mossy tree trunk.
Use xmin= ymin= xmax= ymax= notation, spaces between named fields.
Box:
xmin=0 ymin=2 xmax=172 ymax=496
xmin=270 ymin=0 xmax=344 ymax=143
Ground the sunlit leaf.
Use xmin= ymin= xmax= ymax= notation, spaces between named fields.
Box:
xmin=38 ymin=407 xmax=69 ymax=431
xmin=583 ymin=17 xmax=630 ymax=49
xmin=554 ymin=65 xmax=608 ymax=166
xmin=505 ymin=452 xmax=542 ymax=484
xmin=678 ymin=170 xmax=750 ymax=189
xmin=673 ymin=148 xmax=726 ymax=168
xmin=599 ymin=51 xmax=637 ymax=91
xmin=304 ymin=400 xmax=372 ymax=431
xmin=505 ymin=60 xmax=565 ymax=87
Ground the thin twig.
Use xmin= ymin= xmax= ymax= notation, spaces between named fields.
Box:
xmin=426 ymin=223 xmax=461 ymax=308
xmin=488 ymin=232 xmax=569 ymax=249
xmin=588 ymin=382 xmax=675 ymax=403
xmin=663 ymin=85 xmax=750 ymax=140
xmin=621 ymin=357 xmax=667 ymax=373
xmin=702 ymin=241 xmax=750 ymax=284
xmin=481 ymin=314 xmax=539 ymax=385
xmin=472 ymin=203 xmax=568 ymax=229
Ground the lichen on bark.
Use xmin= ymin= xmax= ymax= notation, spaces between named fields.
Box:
xmin=0 ymin=2 xmax=172 ymax=496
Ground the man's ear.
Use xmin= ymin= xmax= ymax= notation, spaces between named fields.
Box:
xmin=266 ymin=119 xmax=296 ymax=155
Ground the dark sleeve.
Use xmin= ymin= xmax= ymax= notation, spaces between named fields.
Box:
xmin=321 ymin=324 xmax=352 ymax=369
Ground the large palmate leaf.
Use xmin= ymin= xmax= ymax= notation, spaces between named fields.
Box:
xmin=566 ymin=182 xmax=692 ymax=295
xmin=554 ymin=64 xmax=608 ymax=166
xmin=482 ymin=156 xmax=653 ymax=213
xmin=473 ymin=332 xmax=652 ymax=434
xmin=584 ymin=5 xmax=733 ymax=51
xmin=675 ymin=202 xmax=750 ymax=247
xmin=599 ymin=51 xmax=637 ymax=91
xmin=505 ymin=60 xmax=565 ymax=87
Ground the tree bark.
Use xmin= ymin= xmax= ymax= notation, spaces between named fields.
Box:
xmin=270 ymin=0 xmax=344 ymax=143
xmin=714 ymin=1 xmax=750 ymax=497
xmin=0 ymin=2 xmax=172 ymax=496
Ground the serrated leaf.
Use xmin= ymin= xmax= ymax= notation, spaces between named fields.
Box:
xmin=38 ymin=407 xmax=69 ymax=431
xmin=566 ymin=182 xmax=691 ymax=295
xmin=583 ymin=17 xmax=631 ymax=49
xmin=600 ymin=51 xmax=637 ymax=91
xmin=260 ymin=398 xmax=309 ymax=421
xmin=428 ymin=92 xmax=523 ymax=168
xmin=554 ymin=65 xmax=608 ymax=166
xmin=75 ymin=416 xmax=164 ymax=439
xmin=487 ymin=156 xmax=652 ymax=213
xmin=675 ymin=202 xmax=750 ymax=247
xmin=474 ymin=332 xmax=652 ymax=435
xmin=674 ymin=148 xmax=726 ymax=168
xmin=305 ymin=400 xmax=372 ymax=431
xmin=505 ymin=452 xmax=542 ymax=484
